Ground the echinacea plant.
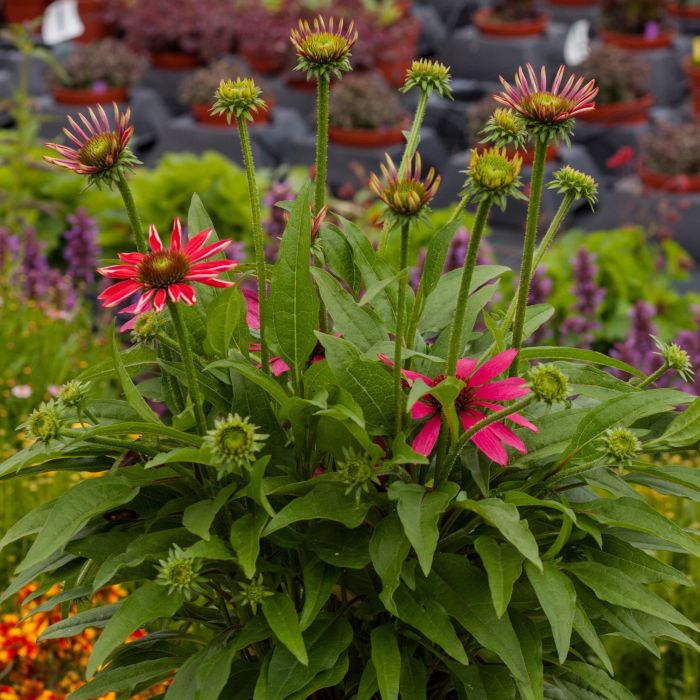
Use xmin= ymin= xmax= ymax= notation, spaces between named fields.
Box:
xmin=4 ymin=28 xmax=700 ymax=700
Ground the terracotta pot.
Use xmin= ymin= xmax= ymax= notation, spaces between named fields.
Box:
xmin=684 ymin=57 xmax=700 ymax=87
xmin=53 ymin=85 xmax=129 ymax=105
xmin=472 ymin=8 xmax=549 ymax=37
xmin=599 ymin=27 xmax=674 ymax=50
xmin=668 ymin=2 xmax=700 ymax=19
xmin=191 ymin=99 xmax=274 ymax=127
xmin=640 ymin=164 xmax=700 ymax=192
xmin=375 ymin=19 xmax=421 ymax=87
xmin=75 ymin=0 xmax=110 ymax=43
xmin=285 ymin=73 xmax=317 ymax=92
xmin=329 ymin=120 xmax=408 ymax=148
xmin=150 ymin=51 xmax=202 ymax=70
xmin=240 ymin=51 xmax=287 ymax=76
xmin=5 ymin=0 xmax=48 ymax=23
xmin=577 ymin=94 xmax=653 ymax=125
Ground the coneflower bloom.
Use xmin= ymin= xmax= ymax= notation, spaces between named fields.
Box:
xmin=44 ymin=103 xmax=138 ymax=185
xmin=97 ymin=219 xmax=237 ymax=313
xmin=496 ymin=64 xmax=597 ymax=138
xmin=369 ymin=152 xmax=440 ymax=224
xmin=381 ymin=349 xmax=537 ymax=464
xmin=290 ymin=15 xmax=358 ymax=78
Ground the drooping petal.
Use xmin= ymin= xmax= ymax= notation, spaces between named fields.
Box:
xmin=133 ymin=289 xmax=155 ymax=314
xmin=469 ymin=349 xmax=518 ymax=386
xmin=96 ymin=264 xmax=139 ymax=279
xmin=188 ymin=239 xmax=233 ymax=263
xmin=244 ymin=288 xmax=260 ymax=329
xmin=455 ymin=357 xmax=478 ymax=379
xmin=412 ymin=415 xmax=442 ymax=456
xmin=377 ymin=354 xmax=434 ymax=384
xmin=471 ymin=427 xmax=509 ymax=465
xmin=472 ymin=377 xmax=530 ymax=401
xmin=488 ymin=421 xmax=527 ymax=453
xmin=97 ymin=279 xmax=142 ymax=307
xmin=411 ymin=400 xmax=436 ymax=420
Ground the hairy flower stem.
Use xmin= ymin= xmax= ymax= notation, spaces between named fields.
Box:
xmin=638 ymin=361 xmax=670 ymax=388
xmin=441 ymin=396 xmax=534 ymax=483
xmin=313 ymin=75 xmax=330 ymax=333
xmin=168 ymin=301 xmax=207 ymax=435
xmin=236 ymin=115 xmax=270 ymax=375
xmin=499 ymin=191 xmax=574 ymax=337
xmin=380 ymin=89 xmax=430 ymax=255
xmin=446 ymin=198 xmax=492 ymax=376
xmin=509 ymin=137 xmax=549 ymax=376
xmin=394 ymin=222 xmax=410 ymax=435
xmin=116 ymin=170 xmax=147 ymax=254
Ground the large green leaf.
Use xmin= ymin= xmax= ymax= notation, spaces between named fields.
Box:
xmin=567 ymin=561 xmax=694 ymax=628
xmin=40 ymin=603 xmax=121 ymax=641
xmin=299 ymin=560 xmax=338 ymax=630
xmin=205 ymin=285 xmax=245 ymax=358
xmin=525 ymin=561 xmax=576 ymax=663
xmin=388 ymin=481 xmax=459 ymax=576
xmin=648 ymin=395 xmax=700 ymax=448
xmin=474 ymin=536 xmax=523 ymax=618
xmin=369 ymin=512 xmax=411 ymax=614
xmin=267 ymin=182 xmax=318 ymax=377
xmin=87 ymin=582 xmax=185 ymax=676
xmin=416 ymin=219 xmax=462 ymax=301
xmin=572 ymin=604 xmax=614 ymax=675
xmin=262 ymin=593 xmax=308 ymax=666
xmin=18 ymin=477 xmax=139 ymax=573
xmin=555 ymin=660 xmax=636 ymax=700
xmin=519 ymin=347 xmax=644 ymax=378
xmin=184 ymin=483 xmax=238 ymax=541
xmin=371 ymin=625 xmax=401 ymax=700
xmin=230 ymin=510 xmax=268 ymax=579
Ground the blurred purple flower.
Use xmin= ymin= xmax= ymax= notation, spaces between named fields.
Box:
xmin=64 ymin=208 xmax=100 ymax=286
xmin=20 ymin=227 xmax=50 ymax=299
xmin=611 ymin=300 xmax=661 ymax=377
xmin=0 ymin=227 xmax=20 ymax=269
xmin=560 ymin=248 xmax=605 ymax=348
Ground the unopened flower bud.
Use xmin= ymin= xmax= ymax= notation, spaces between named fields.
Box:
xmin=547 ymin=166 xmax=598 ymax=208
xmin=22 ymin=400 xmax=63 ymax=443
xmin=401 ymin=59 xmax=452 ymax=98
xmin=130 ymin=311 xmax=164 ymax=344
xmin=604 ymin=426 xmax=642 ymax=465
xmin=290 ymin=15 xmax=358 ymax=79
xmin=462 ymin=146 xmax=525 ymax=209
xmin=529 ymin=364 xmax=569 ymax=404
xmin=480 ymin=108 xmax=527 ymax=149
xmin=211 ymin=78 xmax=267 ymax=123
xmin=204 ymin=413 xmax=268 ymax=476
xmin=236 ymin=574 xmax=274 ymax=614
xmin=156 ymin=544 xmax=201 ymax=598
xmin=58 ymin=380 xmax=90 ymax=408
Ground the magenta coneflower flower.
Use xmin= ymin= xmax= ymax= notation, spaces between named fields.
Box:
xmin=97 ymin=219 xmax=237 ymax=314
xmin=381 ymin=349 xmax=537 ymax=464
xmin=496 ymin=64 xmax=597 ymax=126
xmin=44 ymin=103 xmax=138 ymax=184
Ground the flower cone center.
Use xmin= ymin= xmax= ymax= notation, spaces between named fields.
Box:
xmin=137 ymin=251 xmax=191 ymax=289
xmin=78 ymin=133 xmax=117 ymax=168
xmin=523 ymin=92 xmax=574 ymax=120
xmin=218 ymin=425 xmax=251 ymax=456
xmin=303 ymin=33 xmax=346 ymax=61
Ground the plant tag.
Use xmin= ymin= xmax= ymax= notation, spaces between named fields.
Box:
xmin=693 ymin=36 xmax=700 ymax=64
xmin=42 ymin=0 xmax=85 ymax=46
xmin=564 ymin=20 xmax=590 ymax=67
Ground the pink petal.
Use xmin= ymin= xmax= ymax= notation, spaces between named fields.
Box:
xmin=488 ymin=421 xmax=527 ymax=453
xmin=411 ymin=400 xmax=436 ymax=420
xmin=471 ymin=427 xmax=509 ymax=466
xmin=244 ymin=288 xmax=260 ymax=329
xmin=133 ymin=289 xmax=155 ymax=314
xmin=149 ymin=224 xmax=163 ymax=252
xmin=96 ymin=264 xmax=137 ymax=279
xmin=118 ymin=252 xmax=145 ymax=264
xmin=178 ymin=284 xmax=197 ymax=305
xmin=456 ymin=357 xmax=478 ymax=379
xmin=472 ymin=377 xmax=530 ymax=401
xmin=200 ymin=277 xmax=235 ymax=288
xmin=469 ymin=349 xmax=518 ymax=386
xmin=470 ymin=401 xmax=539 ymax=433
xmin=183 ymin=229 xmax=211 ymax=256
xmin=170 ymin=219 xmax=182 ymax=251
xmin=153 ymin=288 xmax=167 ymax=312
xmin=188 ymin=239 xmax=232 ymax=263
xmin=97 ymin=280 xmax=142 ymax=307
xmin=271 ymin=357 xmax=291 ymax=376
xmin=412 ymin=415 xmax=442 ymax=456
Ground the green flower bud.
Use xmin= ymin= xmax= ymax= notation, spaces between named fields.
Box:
xmin=204 ymin=413 xmax=268 ymax=477
xmin=661 ymin=342 xmax=693 ymax=382
xmin=336 ymin=448 xmax=381 ymax=501
xmin=480 ymin=108 xmax=528 ymax=149
xmin=461 ymin=146 xmax=526 ymax=209
xmin=130 ymin=311 xmax=164 ymax=344
xmin=547 ymin=166 xmax=598 ymax=208
xmin=529 ymin=364 xmax=569 ymax=404
xmin=156 ymin=544 xmax=201 ymax=598
xmin=290 ymin=15 xmax=358 ymax=80
xmin=58 ymin=380 xmax=90 ymax=408
xmin=21 ymin=400 xmax=63 ymax=443
xmin=401 ymin=59 xmax=453 ymax=98
xmin=604 ymin=426 xmax=642 ymax=465
xmin=236 ymin=574 xmax=274 ymax=615
xmin=211 ymin=78 xmax=267 ymax=123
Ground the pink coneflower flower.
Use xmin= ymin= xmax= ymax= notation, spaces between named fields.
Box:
xmin=44 ymin=103 xmax=137 ymax=182
xmin=381 ymin=349 xmax=538 ymax=464
xmin=97 ymin=219 xmax=237 ymax=314
xmin=496 ymin=64 xmax=597 ymax=125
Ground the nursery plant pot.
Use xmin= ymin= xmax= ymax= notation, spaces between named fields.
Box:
xmin=640 ymin=164 xmax=700 ymax=192
xmin=191 ymin=99 xmax=274 ymax=127
xmin=599 ymin=27 xmax=674 ymax=50
xmin=52 ymin=85 xmax=129 ymax=106
xmin=328 ymin=121 xmax=408 ymax=148
xmin=375 ymin=19 xmax=421 ymax=87
xmin=683 ymin=59 xmax=700 ymax=118
xmin=285 ymin=73 xmax=317 ymax=92
xmin=240 ymin=50 xmax=287 ymax=76
xmin=5 ymin=0 xmax=48 ymax=23
xmin=577 ymin=94 xmax=653 ymax=125
xmin=668 ymin=2 xmax=700 ymax=19
xmin=472 ymin=8 xmax=549 ymax=37
xmin=150 ymin=51 xmax=202 ymax=70
xmin=75 ymin=0 xmax=110 ymax=43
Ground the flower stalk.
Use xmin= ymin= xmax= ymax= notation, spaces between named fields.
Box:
xmin=314 ymin=74 xmax=330 ymax=215
xmin=116 ymin=170 xmax=148 ymax=254
xmin=394 ymin=221 xmax=410 ymax=435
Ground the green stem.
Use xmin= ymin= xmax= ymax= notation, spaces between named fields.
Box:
xmin=441 ymin=396 xmax=534 ymax=483
xmin=509 ymin=137 xmax=550 ymax=375
xmin=379 ymin=89 xmax=430 ymax=256
xmin=116 ymin=170 xmax=147 ymax=254
xmin=500 ymin=192 xmax=574 ymax=338
xmin=168 ymin=301 xmax=207 ymax=435
xmin=394 ymin=222 xmax=410 ymax=435
xmin=638 ymin=362 xmax=670 ymax=389
xmin=314 ymin=75 xmax=330 ymax=214
xmin=236 ymin=115 xmax=270 ymax=375
xmin=446 ymin=198 xmax=492 ymax=376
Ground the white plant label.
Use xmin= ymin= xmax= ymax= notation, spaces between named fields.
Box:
xmin=564 ymin=20 xmax=591 ymax=67
xmin=42 ymin=0 xmax=85 ymax=46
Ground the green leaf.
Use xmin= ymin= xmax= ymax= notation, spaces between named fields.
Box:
xmin=417 ymin=219 xmax=462 ymax=301
xmin=371 ymin=625 xmax=401 ymax=700
xmin=110 ymin=324 xmax=161 ymax=423
xmin=474 ymin=536 xmax=523 ymax=618
xmin=18 ymin=477 xmax=139 ymax=573
xmin=519 ymin=347 xmax=644 ymax=377
xmin=525 ymin=561 xmax=576 ymax=663
xmin=263 ymin=483 xmax=370 ymax=536
xmin=557 ymin=660 xmax=636 ymax=700
xmin=79 ymin=344 xmax=157 ymax=382
xmin=87 ymin=582 xmax=184 ymax=676
xmin=388 ymin=481 xmax=459 ymax=576
xmin=369 ymin=512 xmax=411 ymax=615
xmin=263 ymin=593 xmax=308 ymax=666
xmin=572 ymin=604 xmax=614 ymax=675
xmin=300 ymin=560 xmax=338 ymax=630
xmin=400 ymin=652 xmax=428 ymax=700
xmin=286 ymin=653 xmax=350 ymax=700
xmin=306 ymin=522 xmax=371 ymax=569
xmin=40 ymin=603 xmax=121 ymax=641
xmin=313 ymin=268 xmax=387 ymax=351
xmin=460 ymin=498 xmax=542 ymax=571
xmin=509 ymin=612 xmax=543 ymax=700
xmin=430 ymin=555 xmax=530 ymax=684
xmin=0 ymin=500 xmax=54 ymax=552
xmin=267 ymin=182 xmax=319 ymax=376
xmin=230 ymin=510 xmax=268 ymax=579
xmin=206 ymin=358 xmax=289 ymax=407
xmin=567 ymin=560 xmax=695 ymax=628
xmin=574 ymin=497 xmax=700 ymax=557
xmin=184 ymin=483 xmax=238 ymax=540
xmin=205 ymin=286 xmax=244 ymax=358
xmin=319 ymin=224 xmax=360 ymax=296
xmin=649 ymin=396 xmax=700 ymax=448
xmin=68 ymin=658 xmax=180 ymax=700
xmin=449 ymin=663 xmax=516 ymax=700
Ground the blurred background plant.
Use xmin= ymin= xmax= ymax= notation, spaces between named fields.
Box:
xmin=580 ymin=45 xmax=651 ymax=105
